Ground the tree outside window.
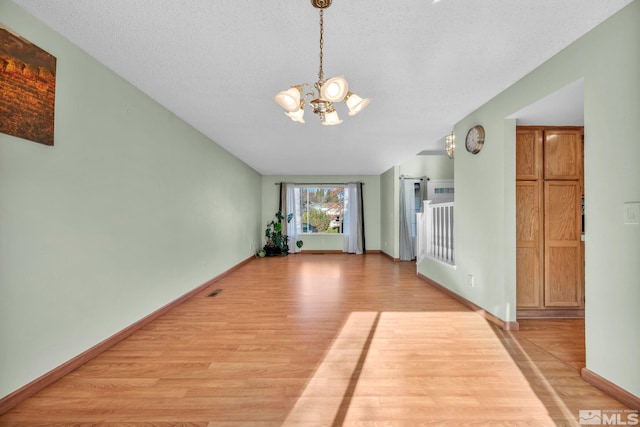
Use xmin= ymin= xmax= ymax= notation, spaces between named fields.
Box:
xmin=299 ymin=186 xmax=344 ymax=234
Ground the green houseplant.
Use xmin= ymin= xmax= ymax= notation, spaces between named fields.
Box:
xmin=263 ymin=211 xmax=303 ymax=256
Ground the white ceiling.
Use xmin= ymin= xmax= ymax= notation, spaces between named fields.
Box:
xmin=508 ymin=79 xmax=584 ymax=126
xmin=10 ymin=0 xmax=632 ymax=175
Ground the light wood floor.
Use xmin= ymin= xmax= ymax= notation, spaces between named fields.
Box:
xmin=516 ymin=319 xmax=586 ymax=373
xmin=0 ymin=254 xmax=628 ymax=426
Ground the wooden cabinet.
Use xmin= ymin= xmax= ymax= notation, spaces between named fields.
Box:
xmin=516 ymin=128 xmax=542 ymax=180
xmin=516 ymin=180 xmax=543 ymax=308
xmin=516 ymin=127 xmax=584 ymax=316
xmin=544 ymin=180 xmax=583 ymax=307
xmin=544 ymin=130 xmax=582 ymax=180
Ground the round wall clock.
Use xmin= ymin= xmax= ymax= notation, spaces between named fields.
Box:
xmin=465 ymin=125 xmax=485 ymax=154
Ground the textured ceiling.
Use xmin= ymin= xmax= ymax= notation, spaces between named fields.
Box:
xmin=10 ymin=0 xmax=633 ymax=175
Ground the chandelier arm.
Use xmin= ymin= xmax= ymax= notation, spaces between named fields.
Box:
xmin=297 ymin=83 xmax=316 ymax=99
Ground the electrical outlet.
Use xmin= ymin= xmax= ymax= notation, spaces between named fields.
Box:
xmin=624 ymin=202 xmax=640 ymax=224
xmin=468 ymin=274 xmax=475 ymax=288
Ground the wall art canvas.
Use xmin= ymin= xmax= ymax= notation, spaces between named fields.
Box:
xmin=0 ymin=25 xmax=56 ymax=146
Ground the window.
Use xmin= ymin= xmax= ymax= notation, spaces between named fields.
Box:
xmin=298 ymin=186 xmax=345 ymax=234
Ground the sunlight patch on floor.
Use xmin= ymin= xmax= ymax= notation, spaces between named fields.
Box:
xmin=283 ymin=311 xmax=562 ymax=426
xmin=501 ymin=330 xmax=578 ymax=424
xmin=282 ymin=311 xmax=379 ymax=426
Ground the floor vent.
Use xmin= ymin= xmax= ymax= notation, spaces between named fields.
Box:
xmin=207 ymin=289 xmax=223 ymax=298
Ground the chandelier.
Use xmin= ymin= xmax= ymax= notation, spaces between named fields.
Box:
xmin=445 ymin=131 xmax=455 ymax=159
xmin=273 ymin=0 xmax=370 ymax=125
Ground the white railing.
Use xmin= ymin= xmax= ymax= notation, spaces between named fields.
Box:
xmin=417 ymin=200 xmax=455 ymax=266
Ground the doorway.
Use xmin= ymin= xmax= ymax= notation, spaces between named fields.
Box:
xmin=515 ymin=126 xmax=585 ymax=318
xmin=399 ymin=177 xmax=424 ymax=261
xmin=509 ymin=79 xmax=586 ymax=372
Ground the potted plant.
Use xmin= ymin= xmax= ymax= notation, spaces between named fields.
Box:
xmin=263 ymin=211 xmax=303 ymax=256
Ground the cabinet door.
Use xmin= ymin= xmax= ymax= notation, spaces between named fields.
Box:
xmin=516 ymin=128 xmax=542 ymax=180
xmin=544 ymin=130 xmax=582 ymax=180
xmin=516 ymin=181 xmax=543 ymax=308
xmin=544 ymin=181 xmax=583 ymax=307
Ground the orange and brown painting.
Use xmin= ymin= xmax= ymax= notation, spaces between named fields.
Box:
xmin=0 ymin=25 xmax=56 ymax=146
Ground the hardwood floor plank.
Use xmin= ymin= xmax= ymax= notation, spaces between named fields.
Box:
xmin=516 ymin=318 xmax=586 ymax=372
xmin=0 ymin=254 xmax=630 ymax=426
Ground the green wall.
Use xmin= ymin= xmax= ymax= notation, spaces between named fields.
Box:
xmin=0 ymin=0 xmax=262 ymax=399
xmin=399 ymin=154 xmax=454 ymax=180
xmin=261 ymin=175 xmax=381 ymax=251
xmin=418 ymin=1 xmax=640 ymax=397
xmin=380 ymin=166 xmax=399 ymax=258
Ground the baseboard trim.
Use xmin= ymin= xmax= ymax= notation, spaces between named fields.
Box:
xmin=298 ymin=250 xmax=382 ymax=255
xmin=381 ymin=251 xmax=400 ymax=262
xmin=581 ymin=368 xmax=640 ymax=410
xmin=517 ymin=308 xmax=584 ymax=319
xmin=0 ymin=255 xmax=255 ymax=415
xmin=417 ymin=273 xmax=519 ymax=331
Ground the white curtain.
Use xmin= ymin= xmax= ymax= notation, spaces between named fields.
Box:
xmin=343 ymin=183 xmax=364 ymax=254
xmin=282 ymin=183 xmax=302 ymax=253
xmin=399 ymin=178 xmax=420 ymax=261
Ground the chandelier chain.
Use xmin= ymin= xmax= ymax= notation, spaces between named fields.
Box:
xmin=273 ymin=0 xmax=369 ymax=125
xmin=318 ymin=9 xmax=324 ymax=83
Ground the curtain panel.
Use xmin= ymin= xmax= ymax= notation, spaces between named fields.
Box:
xmin=343 ymin=183 xmax=365 ymax=254
xmin=280 ymin=183 xmax=302 ymax=254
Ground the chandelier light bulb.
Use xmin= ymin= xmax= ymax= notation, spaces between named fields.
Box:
xmin=273 ymin=87 xmax=302 ymax=113
xmin=285 ymin=101 xmax=306 ymax=123
xmin=345 ymin=92 xmax=371 ymax=116
xmin=320 ymin=75 xmax=349 ymax=102
xmin=322 ymin=109 xmax=342 ymax=126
